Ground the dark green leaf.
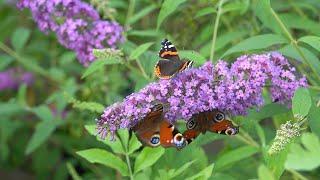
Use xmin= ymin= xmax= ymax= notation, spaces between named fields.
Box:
xmin=221 ymin=34 xmax=287 ymax=58
xmin=129 ymin=42 xmax=154 ymax=60
xmin=157 ymin=0 xmax=187 ymax=29
xmin=285 ymin=133 xmax=320 ymax=171
xmin=247 ymin=103 xmax=289 ymax=121
xmin=128 ymin=4 xmax=157 ymax=24
xmin=25 ymin=120 xmax=61 ymax=154
xmin=292 ymin=88 xmax=311 ymax=117
xmin=195 ymin=7 xmax=216 ymax=18
xmin=134 ymin=147 xmax=165 ymax=174
xmin=11 ymin=28 xmax=31 ymax=51
xmin=31 ymin=105 xmax=54 ymax=121
xmin=66 ymin=162 xmax=82 ymax=180
xmin=77 ymin=148 xmax=129 ymax=176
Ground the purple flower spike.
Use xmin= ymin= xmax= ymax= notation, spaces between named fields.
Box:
xmin=17 ymin=0 xmax=124 ymax=66
xmin=0 ymin=68 xmax=34 ymax=91
xmin=97 ymin=53 xmax=307 ymax=140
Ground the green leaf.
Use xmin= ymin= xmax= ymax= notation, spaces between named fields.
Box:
xmin=255 ymin=122 xmax=266 ymax=147
xmin=247 ymin=103 xmax=289 ymax=121
xmin=134 ymin=147 xmax=165 ymax=174
xmin=0 ymin=55 xmax=14 ymax=71
xmin=298 ymin=36 xmax=320 ymax=52
xmin=280 ymin=13 xmax=320 ymax=36
xmin=214 ymin=146 xmax=259 ymax=171
xmin=185 ymin=163 xmax=214 ymax=180
xmin=77 ymin=148 xmax=129 ymax=176
xmin=31 ymin=105 xmax=54 ymax=121
xmin=221 ymin=34 xmax=287 ymax=58
xmin=0 ymin=102 xmax=23 ymax=116
xmin=292 ymin=88 xmax=311 ymax=117
xmin=25 ymin=120 xmax=61 ymax=155
xmin=285 ymin=133 xmax=320 ymax=171
xmin=84 ymin=125 xmax=126 ymax=154
xmin=258 ymin=165 xmax=275 ymax=180
xmin=128 ymin=133 xmax=142 ymax=154
xmin=157 ymin=0 xmax=186 ymax=29
xmin=127 ymin=29 xmax=160 ymax=37
xmin=179 ymin=50 xmax=206 ymax=65
xmin=129 ymin=42 xmax=154 ymax=60
xmin=81 ymin=58 xmax=120 ymax=79
xmin=195 ymin=7 xmax=216 ymax=18
xmin=280 ymin=44 xmax=320 ymax=78
xmin=308 ymin=104 xmax=320 ymax=138
xmin=11 ymin=28 xmax=31 ymax=51
xmin=171 ymin=160 xmax=195 ymax=178
xmin=70 ymin=100 xmax=104 ymax=113
xmin=128 ymin=4 xmax=157 ymax=25
xmin=264 ymin=146 xmax=289 ymax=179
xmin=66 ymin=162 xmax=82 ymax=180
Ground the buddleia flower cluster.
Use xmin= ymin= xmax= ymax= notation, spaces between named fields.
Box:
xmin=0 ymin=68 xmax=33 ymax=91
xmin=268 ymin=120 xmax=301 ymax=155
xmin=96 ymin=52 xmax=307 ymax=140
xmin=17 ymin=0 xmax=124 ymax=66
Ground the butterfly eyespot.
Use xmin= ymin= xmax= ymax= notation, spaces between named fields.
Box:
xmin=225 ymin=128 xmax=238 ymax=136
xmin=214 ymin=112 xmax=225 ymax=122
xmin=149 ymin=134 xmax=160 ymax=146
xmin=173 ymin=133 xmax=186 ymax=148
xmin=186 ymin=118 xmax=197 ymax=130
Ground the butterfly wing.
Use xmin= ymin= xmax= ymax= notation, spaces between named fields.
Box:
xmin=154 ymin=59 xmax=184 ymax=79
xmin=159 ymin=39 xmax=180 ymax=61
xmin=159 ymin=120 xmax=186 ymax=149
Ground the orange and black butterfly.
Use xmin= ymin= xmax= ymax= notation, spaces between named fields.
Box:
xmin=132 ymin=104 xmax=187 ymax=149
xmin=183 ymin=110 xmax=239 ymax=144
xmin=154 ymin=39 xmax=193 ymax=79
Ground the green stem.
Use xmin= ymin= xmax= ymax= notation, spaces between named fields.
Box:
xmin=136 ymin=59 xmax=150 ymax=81
xmin=125 ymin=0 xmax=136 ymax=30
xmin=0 ymin=42 xmax=59 ymax=82
xmin=125 ymin=153 xmax=134 ymax=180
xmin=269 ymin=8 xmax=320 ymax=82
xmin=236 ymin=133 xmax=259 ymax=148
xmin=210 ymin=0 xmax=224 ymax=62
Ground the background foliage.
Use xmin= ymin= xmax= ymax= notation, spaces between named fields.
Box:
xmin=1 ymin=0 xmax=320 ymax=179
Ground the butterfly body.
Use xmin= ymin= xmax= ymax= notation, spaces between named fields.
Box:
xmin=132 ymin=104 xmax=187 ymax=149
xmin=154 ymin=39 xmax=193 ymax=79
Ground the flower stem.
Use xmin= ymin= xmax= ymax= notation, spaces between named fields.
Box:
xmin=210 ymin=0 xmax=225 ymax=62
xmin=269 ymin=8 xmax=320 ymax=82
xmin=125 ymin=153 xmax=134 ymax=180
xmin=0 ymin=42 xmax=59 ymax=82
xmin=287 ymin=169 xmax=308 ymax=180
xmin=125 ymin=0 xmax=136 ymax=30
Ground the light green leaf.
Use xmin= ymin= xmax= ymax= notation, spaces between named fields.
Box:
xmin=128 ymin=133 xmax=142 ymax=154
xmin=134 ymin=147 xmax=165 ymax=174
xmin=280 ymin=44 xmax=320 ymax=78
xmin=255 ymin=122 xmax=266 ymax=147
xmin=298 ymin=36 xmax=320 ymax=52
xmin=70 ymin=100 xmax=104 ymax=113
xmin=214 ymin=146 xmax=259 ymax=171
xmin=17 ymin=84 xmax=27 ymax=106
xmin=11 ymin=28 xmax=31 ymax=51
xmin=157 ymin=0 xmax=186 ymax=29
xmin=179 ymin=50 xmax=206 ymax=65
xmin=81 ymin=58 xmax=120 ymax=79
xmin=285 ymin=133 xmax=320 ymax=171
xmin=221 ymin=34 xmax=287 ymax=58
xmin=25 ymin=120 xmax=61 ymax=154
xmin=0 ymin=102 xmax=23 ymax=116
xmin=265 ymin=146 xmax=289 ymax=179
xmin=292 ymin=88 xmax=311 ymax=117
xmin=31 ymin=105 xmax=54 ymax=121
xmin=129 ymin=42 xmax=154 ymax=60
xmin=84 ymin=125 xmax=126 ymax=154
xmin=77 ymin=148 xmax=129 ymax=176
xmin=171 ymin=160 xmax=195 ymax=178
xmin=258 ymin=164 xmax=275 ymax=180
xmin=185 ymin=163 xmax=214 ymax=180
xmin=308 ymin=104 xmax=320 ymax=138
xmin=195 ymin=7 xmax=216 ymax=18
xmin=129 ymin=4 xmax=157 ymax=24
